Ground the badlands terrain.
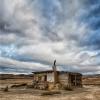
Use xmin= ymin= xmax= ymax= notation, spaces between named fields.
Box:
xmin=0 ymin=74 xmax=100 ymax=100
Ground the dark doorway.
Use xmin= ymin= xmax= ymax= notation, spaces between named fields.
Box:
xmin=70 ymin=75 xmax=76 ymax=86
xmin=44 ymin=75 xmax=47 ymax=81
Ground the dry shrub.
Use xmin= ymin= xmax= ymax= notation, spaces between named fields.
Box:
xmin=54 ymin=83 xmax=62 ymax=90
xmin=3 ymin=86 xmax=9 ymax=92
xmin=11 ymin=83 xmax=27 ymax=88
xmin=26 ymin=84 xmax=34 ymax=88
xmin=63 ymin=85 xmax=73 ymax=91
xmin=41 ymin=91 xmax=61 ymax=96
xmin=48 ymin=84 xmax=55 ymax=90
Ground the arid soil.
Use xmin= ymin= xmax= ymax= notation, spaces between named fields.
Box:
xmin=0 ymin=77 xmax=100 ymax=100
xmin=82 ymin=74 xmax=100 ymax=85
xmin=0 ymin=86 xmax=100 ymax=100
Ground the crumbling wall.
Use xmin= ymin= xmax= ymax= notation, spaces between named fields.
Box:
xmin=47 ymin=72 xmax=54 ymax=82
xmin=58 ymin=73 xmax=69 ymax=86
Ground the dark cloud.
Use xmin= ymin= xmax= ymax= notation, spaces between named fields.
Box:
xmin=81 ymin=0 xmax=100 ymax=7
xmin=0 ymin=22 xmax=22 ymax=35
xmin=80 ymin=30 xmax=100 ymax=51
xmin=0 ymin=66 xmax=33 ymax=74
xmin=77 ymin=0 xmax=100 ymax=52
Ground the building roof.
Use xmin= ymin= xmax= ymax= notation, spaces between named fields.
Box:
xmin=32 ymin=70 xmax=82 ymax=75
xmin=32 ymin=70 xmax=54 ymax=74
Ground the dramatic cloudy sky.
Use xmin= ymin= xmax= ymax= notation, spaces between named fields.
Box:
xmin=0 ymin=0 xmax=100 ymax=74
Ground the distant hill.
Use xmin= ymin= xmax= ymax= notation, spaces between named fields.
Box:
xmin=83 ymin=74 xmax=100 ymax=77
xmin=82 ymin=74 xmax=100 ymax=85
xmin=0 ymin=74 xmax=33 ymax=80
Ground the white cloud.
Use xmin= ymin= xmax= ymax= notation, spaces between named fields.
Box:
xmin=0 ymin=0 xmax=100 ymax=74
xmin=0 ymin=57 xmax=50 ymax=71
xmin=0 ymin=33 xmax=17 ymax=44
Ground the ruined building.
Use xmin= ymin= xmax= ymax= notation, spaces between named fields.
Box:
xmin=32 ymin=60 xmax=82 ymax=90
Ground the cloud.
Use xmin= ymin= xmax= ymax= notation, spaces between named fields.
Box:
xmin=0 ymin=56 xmax=50 ymax=73
xmin=0 ymin=0 xmax=100 ymax=74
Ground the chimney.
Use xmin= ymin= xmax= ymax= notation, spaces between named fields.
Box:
xmin=52 ymin=60 xmax=58 ymax=84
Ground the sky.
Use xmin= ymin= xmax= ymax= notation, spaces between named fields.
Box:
xmin=0 ymin=0 xmax=100 ymax=74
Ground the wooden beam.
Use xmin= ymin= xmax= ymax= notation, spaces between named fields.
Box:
xmin=52 ymin=60 xmax=58 ymax=84
xmin=75 ymin=74 xmax=77 ymax=86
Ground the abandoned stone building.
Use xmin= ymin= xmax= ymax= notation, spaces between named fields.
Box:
xmin=32 ymin=60 xmax=82 ymax=90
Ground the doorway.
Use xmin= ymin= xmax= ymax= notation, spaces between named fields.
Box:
xmin=70 ymin=75 xmax=76 ymax=86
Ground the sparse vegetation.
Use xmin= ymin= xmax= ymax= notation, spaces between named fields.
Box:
xmin=63 ymin=85 xmax=73 ymax=91
xmin=3 ymin=86 xmax=9 ymax=92
xmin=26 ymin=84 xmax=34 ymax=88
xmin=41 ymin=91 xmax=61 ymax=96
xmin=11 ymin=83 xmax=27 ymax=88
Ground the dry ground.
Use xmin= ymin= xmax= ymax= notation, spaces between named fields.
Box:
xmin=0 ymin=79 xmax=100 ymax=100
xmin=82 ymin=76 xmax=100 ymax=85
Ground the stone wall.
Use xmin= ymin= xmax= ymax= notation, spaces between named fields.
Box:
xmin=58 ymin=73 xmax=69 ymax=86
xmin=47 ymin=72 xmax=54 ymax=82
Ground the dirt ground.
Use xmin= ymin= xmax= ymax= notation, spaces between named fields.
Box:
xmin=0 ymin=79 xmax=100 ymax=100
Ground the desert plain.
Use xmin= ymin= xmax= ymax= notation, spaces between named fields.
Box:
xmin=0 ymin=75 xmax=100 ymax=100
